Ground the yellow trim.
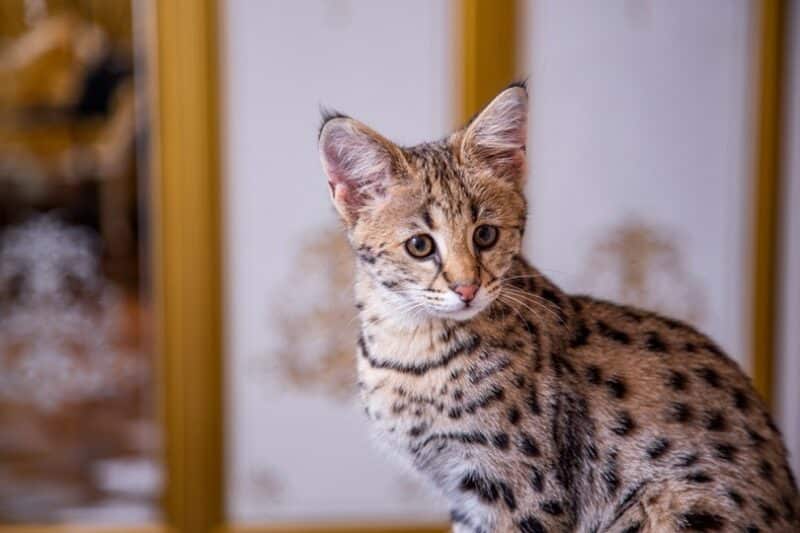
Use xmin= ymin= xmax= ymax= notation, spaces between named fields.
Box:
xmin=750 ymin=0 xmax=786 ymax=407
xmin=0 ymin=527 xmax=170 ymax=533
xmin=150 ymin=0 xmax=223 ymax=532
xmin=457 ymin=0 xmax=518 ymax=124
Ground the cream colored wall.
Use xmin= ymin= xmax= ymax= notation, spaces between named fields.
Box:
xmin=222 ymin=0 xmax=452 ymax=523
xmin=522 ymin=0 xmax=754 ymax=366
xmin=776 ymin=0 xmax=800 ymax=481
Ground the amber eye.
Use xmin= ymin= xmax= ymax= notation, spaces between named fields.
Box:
xmin=473 ymin=225 xmax=499 ymax=249
xmin=405 ymin=234 xmax=435 ymax=258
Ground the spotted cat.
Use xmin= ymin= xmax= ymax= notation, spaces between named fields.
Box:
xmin=318 ymin=83 xmax=799 ymax=532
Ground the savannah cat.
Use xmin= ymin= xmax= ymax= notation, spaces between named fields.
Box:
xmin=318 ymin=83 xmax=799 ymax=532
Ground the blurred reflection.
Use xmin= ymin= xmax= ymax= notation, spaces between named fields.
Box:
xmin=0 ymin=1 xmax=158 ymax=524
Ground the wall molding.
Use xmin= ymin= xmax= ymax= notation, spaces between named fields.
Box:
xmin=750 ymin=0 xmax=787 ymax=406
xmin=149 ymin=0 xmax=224 ymax=531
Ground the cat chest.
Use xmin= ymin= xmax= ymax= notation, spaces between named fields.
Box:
xmin=359 ymin=372 xmax=499 ymax=478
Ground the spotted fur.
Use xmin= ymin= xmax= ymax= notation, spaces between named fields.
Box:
xmin=319 ymin=84 xmax=799 ymax=532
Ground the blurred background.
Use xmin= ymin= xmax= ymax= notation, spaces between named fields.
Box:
xmin=0 ymin=1 xmax=797 ymax=532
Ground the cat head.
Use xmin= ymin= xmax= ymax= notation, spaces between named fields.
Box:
xmin=319 ymin=84 xmax=528 ymax=322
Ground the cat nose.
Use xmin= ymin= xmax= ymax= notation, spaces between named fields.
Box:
xmin=451 ymin=283 xmax=479 ymax=303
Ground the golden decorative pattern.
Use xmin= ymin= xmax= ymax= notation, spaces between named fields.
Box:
xmin=271 ymin=228 xmax=358 ymax=400
xmin=580 ymin=219 xmax=706 ymax=325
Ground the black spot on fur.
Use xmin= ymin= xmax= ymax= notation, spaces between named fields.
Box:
xmin=508 ymin=406 xmax=521 ymax=425
xmin=646 ymin=438 xmax=671 ymax=460
xmin=713 ymin=443 xmax=737 ymax=462
xmin=612 ymin=411 xmax=636 ymax=436
xmin=408 ymin=423 xmax=427 ymax=437
xmin=529 ymin=465 xmax=544 ymax=492
xmin=684 ymin=342 xmax=697 ymax=353
xmin=586 ymin=365 xmax=602 ymax=385
xmin=621 ymin=524 xmax=642 ymax=533
xmin=527 ymin=385 xmax=541 ymax=415
xmin=644 ymin=331 xmax=668 ymax=353
xmin=726 ymin=489 xmax=744 ymax=507
xmin=675 ymin=452 xmax=700 ymax=468
xmin=685 ymin=472 xmax=713 ymax=484
xmin=570 ymin=319 xmax=591 ymax=348
xmin=695 ymin=367 xmax=722 ymax=388
xmin=759 ymin=459 xmax=773 ymax=479
xmin=746 ymin=426 xmax=766 ymax=446
xmin=605 ymin=376 xmax=627 ymax=399
xmin=493 ymin=433 xmax=510 ymax=450
xmin=668 ymin=402 xmax=693 ymax=423
xmin=733 ymin=388 xmax=749 ymax=411
xmin=540 ymin=288 xmax=561 ymax=309
xmin=518 ymin=516 xmax=546 ymax=533
xmin=745 ymin=525 xmax=760 ymax=533
xmin=759 ymin=501 xmax=778 ymax=525
xmin=541 ymin=500 xmax=564 ymax=515
xmin=597 ymin=320 xmax=631 ymax=344
xmin=459 ymin=471 xmax=498 ymax=503
xmin=356 ymin=245 xmax=377 ymax=264
xmin=498 ymin=481 xmax=517 ymax=510
xmin=550 ymin=352 xmax=576 ymax=377
xmin=704 ymin=411 xmax=726 ymax=432
xmin=679 ymin=511 xmax=724 ymax=530
xmin=667 ymin=370 xmax=688 ymax=391
xmin=518 ymin=432 xmax=540 ymax=457
xmin=701 ymin=342 xmax=726 ymax=358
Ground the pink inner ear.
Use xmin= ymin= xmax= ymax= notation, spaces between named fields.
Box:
xmin=331 ymin=182 xmax=351 ymax=206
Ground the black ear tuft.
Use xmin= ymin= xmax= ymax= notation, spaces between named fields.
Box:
xmin=461 ymin=79 xmax=529 ymax=130
xmin=505 ymin=78 xmax=528 ymax=93
xmin=318 ymin=106 xmax=350 ymax=139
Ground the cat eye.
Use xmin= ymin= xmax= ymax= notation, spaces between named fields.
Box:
xmin=405 ymin=234 xmax=435 ymax=258
xmin=473 ymin=224 xmax=499 ymax=249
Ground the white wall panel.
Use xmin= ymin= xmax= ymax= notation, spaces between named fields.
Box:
xmin=523 ymin=0 xmax=754 ymax=364
xmin=222 ymin=0 xmax=452 ymax=522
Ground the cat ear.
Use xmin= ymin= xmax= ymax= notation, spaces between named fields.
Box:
xmin=319 ymin=114 xmax=405 ymax=225
xmin=460 ymin=83 xmax=528 ymax=185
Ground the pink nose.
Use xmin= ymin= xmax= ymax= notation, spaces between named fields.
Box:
xmin=452 ymin=283 xmax=479 ymax=303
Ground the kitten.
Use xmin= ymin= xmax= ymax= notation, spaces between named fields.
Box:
xmin=318 ymin=83 xmax=798 ymax=532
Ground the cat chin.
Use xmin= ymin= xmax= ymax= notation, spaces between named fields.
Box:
xmin=432 ymin=304 xmax=488 ymax=322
